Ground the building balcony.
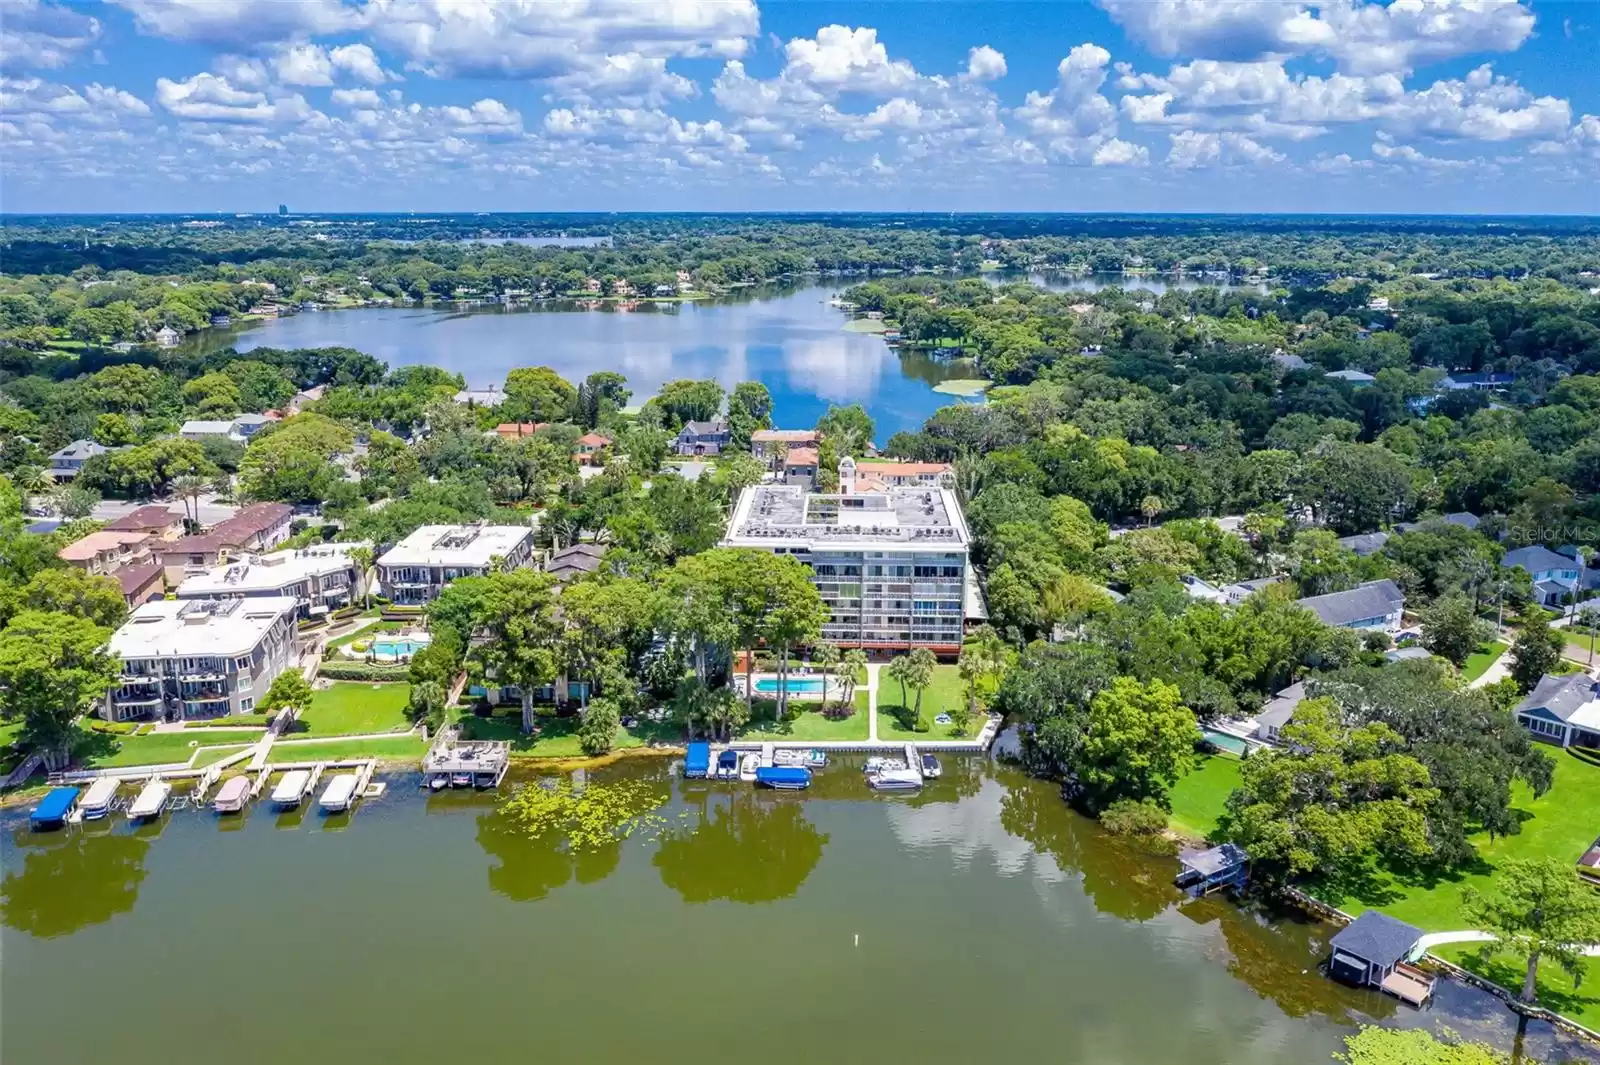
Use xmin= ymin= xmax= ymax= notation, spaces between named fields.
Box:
xmin=179 ymin=670 xmax=227 ymax=682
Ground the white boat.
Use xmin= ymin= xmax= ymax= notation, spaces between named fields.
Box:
xmin=428 ymin=774 xmax=449 ymax=791
xmin=867 ymin=768 xmax=924 ymax=791
xmin=773 ymin=749 xmax=807 ymax=767
xmin=80 ymin=778 xmax=119 ymax=820
xmin=127 ymin=779 xmax=172 ymax=819
xmin=863 ymin=757 xmax=906 ymax=774
xmin=270 ymin=770 xmax=311 ymax=807
xmin=212 ymin=776 xmax=250 ymax=814
xmin=318 ymin=773 xmax=359 ymax=812
xmin=919 ymin=753 xmax=942 ymax=779
xmin=738 ymin=753 xmax=759 ymax=783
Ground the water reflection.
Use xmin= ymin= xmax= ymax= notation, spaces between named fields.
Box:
xmin=189 ymin=286 xmax=979 ymax=440
xmin=2 ymin=826 xmax=150 ymax=938
xmin=474 ymin=806 xmax=626 ymax=902
xmin=654 ymin=789 xmax=827 ymax=904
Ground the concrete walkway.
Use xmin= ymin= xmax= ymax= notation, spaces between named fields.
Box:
xmin=864 ymin=662 xmax=881 ymax=742
xmin=1469 ymin=647 xmax=1513 ymax=689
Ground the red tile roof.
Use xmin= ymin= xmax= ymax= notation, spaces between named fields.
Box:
xmin=105 ymin=505 xmax=183 ymax=533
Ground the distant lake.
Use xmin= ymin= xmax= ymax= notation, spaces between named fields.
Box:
xmin=191 ymin=286 xmax=980 ymax=442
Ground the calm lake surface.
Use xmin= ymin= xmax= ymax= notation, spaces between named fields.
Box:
xmin=192 ymin=286 xmax=980 ymax=441
xmin=4 ymin=756 xmax=1591 ymax=1065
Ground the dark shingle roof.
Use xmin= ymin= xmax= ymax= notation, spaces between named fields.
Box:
xmin=1296 ymin=579 xmax=1404 ymax=627
xmin=1515 ymin=674 xmax=1600 ymax=723
xmin=1256 ymin=682 xmax=1305 ymax=730
xmin=1330 ymin=911 xmax=1421 ymax=967
xmin=1502 ymin=546 xmax=1577 ymax=573
xmin=1178 ymin=842 xmax=1249 ymax=878
xmin=1337 ymin=532 xmax=1390 ymax=557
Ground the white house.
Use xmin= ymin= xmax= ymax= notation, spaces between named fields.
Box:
xmin=377 ymin=524 xmax=535 ymax=604
xmin=1296 ymin=579 xmax=1405 ymax=633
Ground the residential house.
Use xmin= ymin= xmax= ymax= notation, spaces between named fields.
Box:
xmin=1501 ymin=545 xmax=1582 ymax=607
xmin=1269 ymin=350 xmax=1309 ymax=373
xmin=1296 ymin=579 xmax=1405 ymax=633
xmin=1514 ymin=673 xmax=1600 ymax=749
xmin=106 ymin=504 xmax=186 ymax=541
xmin=494 ymin=422 xmax=548 ymax=441
xmin=1224 ymin=575 xmax=1284 ymax=603
xmin=672 ymin=420 xmax=730 ymax=456
xmin=782 ymin=447 xmax=820 ymax=488
xmin=545 ymin=543 xmax=606 ymax=582
xmin=1440 ymin=372 xmax=1515 ymax=391
xmin=105 ymin=596 xmax=298 ymax=721
xmin=47 ymin=439 xmax=107 ymax=480
xmin=1337 ymin=531 xmax=1390 ymax=557
xmin=57 ymin=531 xmax=154 ymax=576
xmin=376 ymin=524 xmax=535 ymax=604
xmin=850 ymin=460 xmax=956 ymax=493
xmin=287 ymin=385 xmax=326 ymax=413
xmin=180 ymin=419 xmax=244 ymax=442
xmin=453 ymin=385 xmax=505 ymax=407
xmin=1324 ymin=369 xmax=1376 ymax=385
xmin=231 ymin=413 xmax=273 ymax=439
xmin=752 ymin=428 xmax=820 ymax=469
xmin=574 ymin=432 xmax=612 ymax=464
xmin=154 ymin=326 xmax=181 ymax=347
xmin=177 ymin=542 xmax=367 ymax=617
xmin=154 ymin=502 xmax=294 ymax=585
xmin=115 ymin=563 xmax=166 ymax=607
xmin=1394 ymin=511 xmax=1482 ymax=534
xmin=1180 ymin=575 xmax=1229 ymax=603
xmin=1255 ymin=682 xmax=1305 ymax=743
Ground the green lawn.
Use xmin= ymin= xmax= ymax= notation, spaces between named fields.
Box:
xmin=291 ymin=682 xmax=413 ymax=737
xmin=77 ymin=730 xmax=218 ymax=768
xmin=0 ymin=717 xmax=26 ymax=773
xmin=1565 ymin=630 xmax=1598 ymax=661
xmin=1167 ymin=754 xmax=1243 ymax=840
xmin=1334 ymin=753 xmax=1600 ymax=1026
xmin=875 ymin=664 xmax=976 ymax=740
xmin=192 ymin=744 xmax=258 ymax=767
xmin=1460 ymin=641 xmax=1508 ymax=683
xmin=458 ymin=708 xmax=679 ymax=758
xmin=268 ymin=735 xmax=428 ymax=762
xmin=737 ymin=699 xmax=870 ymax=742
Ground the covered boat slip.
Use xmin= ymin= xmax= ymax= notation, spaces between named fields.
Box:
xmin=212 ymin=776 xmax=251 ymax=813
xmin=128 ymin=779 xmax=171 ymax=820
xmin=271 ymin=770 xmax=313 ymax=807
xmin=79 ymin=777 xmax=121 ymax=819
xmin=754 ymin=766 xmax=812 ymax=790
xmin=30 ymin=787 xmax=79 ymax=829
xmin=683 ymin=741 xmax=711 ymax=778
xmin=422 ymin=738 xmax=509 ymax=790
xmin=1327 ymin=911 xmax=1436 ymax=1007
xmin=318 ymin=773 xmax=359 ymax=812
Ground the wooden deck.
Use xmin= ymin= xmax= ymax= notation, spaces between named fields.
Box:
xmin=1381 ymin=964 xmax=1436 ymax=1006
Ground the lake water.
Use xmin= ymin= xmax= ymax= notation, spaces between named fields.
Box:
xmin=4 ymin=756 xmax=1590 ymax=1065
xmin=193 ymin=286 xmax=980 ymax=442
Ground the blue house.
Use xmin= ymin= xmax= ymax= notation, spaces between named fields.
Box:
xmin=1501 ymin=545 xmax=1582 ymax=606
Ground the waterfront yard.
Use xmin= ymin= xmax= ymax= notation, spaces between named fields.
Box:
xmin=1460 ymin=641 xmax=1509 ymax=683
xmin=1166 ymin=754 xmax=1243 ymax=840
xmin=269 ymin=735 xmax=428 ymax=761
xmin=738 ymin=699 xmax=870 ymax=742
xmin=1335 ymin=752 xmax=1600 ymax=1026
xmin=0 ymin=717 xmax=24 ymax=773
xmin=193 ymin=744 xmax=257 ymax=767
xmin=458 ymin=708 xmax=679 ymax=757
xmin=291 ymin=682 xmax=413 ymax=737
xmin=874 ymin=664 xmax=977 ymax=740
xmin=76 ymin=730 xmax=215 ymax=768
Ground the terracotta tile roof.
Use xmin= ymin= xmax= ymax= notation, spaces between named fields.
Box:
xmin=115 ymin=561 xmax=164 ymax=597
xmin=753 ymin=429 xmax=818 ymax=444
xmin=105 ymin=505 xmax=183 ymax=533
xmin=784 ymin=447 xmax=820 ymax=466
xmin=57 ymin=531 xmax=151 ymax=562
xmin=578 ymin=432 xmax=612 ymax=448
xmin=161 ymin=502 xmax=292 ymax=553
xmin=495 ymin=422 xmax=549 ymax=438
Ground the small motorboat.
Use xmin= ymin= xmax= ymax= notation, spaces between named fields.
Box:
xmin=450 ymin=772 xmax=473 ymax=788
xmin=867 ymin=768 xmax=924 ymax=792
xmin=863 ymin=757 xmax=906 ymax=774
xmin=738 ymin=753 xmax=759 ymax=783
xmin=804 ymin=749 xmax=828 ymax=769
xmin=773 ymin=748 xmax=806 ymax=767
xmin=429 ymin=774 xmax=449 ymax=791
xmin=128 ymin=778 xmax=173 ymax=820
xmin=920 ymin=753 xmax=942 ymax=779
xmin=756 ymin=766 xmax=812 ymax=790
xmin=716 ymin=749 xmax=740 ymax=780
xmin=212 ymin=776 xmax=250 ymax=814
xmin=80 ymin=777 xmax=120 ymax=820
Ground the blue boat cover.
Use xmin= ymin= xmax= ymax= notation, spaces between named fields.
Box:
xmin=31 ymin=786 xmax=80 ymax=824
xmin=755 ymin=766 xmax=811 ymax=787
xmin=717 ymin=749 xmax=739 ymax=767
xmin=684 ymin=742 xmax=711 ymax=776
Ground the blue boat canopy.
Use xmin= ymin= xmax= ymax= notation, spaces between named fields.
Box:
xmin=684 ymin=742 xmax=711 ymax=777
xmin=755 ymin=766 xmax=811 ymax=786
xmin=717 ymin=749 xmax=739 ymax=767
xmin=30 ymin=786 xmax=80 ymax=825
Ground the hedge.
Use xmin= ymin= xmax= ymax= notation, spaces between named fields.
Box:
xmin=184 ymin=715 xmax=273 ymax=728
xmin=318 ymin=661 xmax=410 ymax=682
xmin=88 ymin=720 xmax=138 ymax=735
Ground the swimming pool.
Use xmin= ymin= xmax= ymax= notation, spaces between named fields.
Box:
xmin=753 ymin=677 xmax=827 ymax=695
xmin=373 ymin=638 xmax=430 ymax=657
xmin=1200 ymin=728 xmax=1249 ymax=756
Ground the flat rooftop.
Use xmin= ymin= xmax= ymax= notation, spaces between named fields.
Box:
xmin=378 ymin=524 xmax=533 ymax=569
xmin=110 ymin=596 xmax=298 ymax=659
xmin=723 ymin=485 xmax=970 ymax=551
xmin=177 ymin=543 xmax=367 ymax=597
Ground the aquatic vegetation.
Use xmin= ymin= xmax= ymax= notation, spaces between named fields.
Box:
xmin=499 ymin=777 xmax=668 ymax=851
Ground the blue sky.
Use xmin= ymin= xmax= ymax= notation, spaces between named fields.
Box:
xmin=1 ymin=1 xmax=1596 ymax=214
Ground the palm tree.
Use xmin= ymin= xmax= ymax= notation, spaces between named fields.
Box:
xmin=349 ymin=546 xmax=375 ymax=609
xmin=905 ymin=647 xmax=937 ymax=728
xmin=172 ymin=473 xmax=208 ymax=530
xmin=812 ymin=641 xmax=841 ymax=709
xmin=841 ymin=648 xmax=868 ymax=707
xmin=885 ymin=654 xmax=912 ymax=713
xmin=12 ymin=465 xmax=48 ymax=511
xmin=1140 ymin=494 xmax=1164 ymax=527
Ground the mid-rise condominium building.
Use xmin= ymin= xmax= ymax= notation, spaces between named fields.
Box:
xmin=721 ymin=459 xmax=974 ymax=654
xmin=376 ymin=523 xmax=535 ymax=604
xmin=176 ymin=542 xmax=367 ymax=617
xmin=105 ymin=596 xmax=298 ymax=721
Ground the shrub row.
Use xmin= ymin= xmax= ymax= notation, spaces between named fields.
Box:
xmin=319 ymin=662 xmax=410 ymax=682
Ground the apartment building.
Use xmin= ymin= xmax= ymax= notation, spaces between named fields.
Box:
xmin=105 ymin=596 xmax=298 ymax=721
xmin=154 ymin=503 xmax=294 ymax=585
xmin=721 ymin=473 xmax=973 ymax=654
xmin=376 ymin=524 xmax=535 ymax=604
xmin=176 ymin=542 xmax=367 ymax=617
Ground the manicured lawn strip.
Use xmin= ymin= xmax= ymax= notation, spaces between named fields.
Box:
xmin=1564 ymin=630 xmax=1598 ymax=661
xmin=0 ymin=718 xmax=26 ymax=773
xmin=292 ymin=682 xmax=413 ymax=737
xmin=737 ymin=698 xmax=870 ymax=742
xmin=458 ymin=710 xmax=679 ymax=758
xmin=1166 ymin=754 xmax=1242 ymax=840
xmin=327 ymin=620 xmax=404 ymax=652
xmin=192 ymin=744 xmax=258 ymax=767
xmin=1330 ymin=754 xmax=1600 ymax=1026
xmin=268 ymin=735 xmax=427 ymax=761
xmin=1459 ymin=641 xmax=1508 ymax=683
xmin=876 ymin=664 xmax=973 ymax=740
xmin=184 ymin=716 xmax=272 ymax=728
xmin=79 ymin=731 xmax=216 ymax=768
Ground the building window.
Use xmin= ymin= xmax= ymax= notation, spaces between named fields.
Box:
xmin=241 ymin=698 xmax=254 ymax=712
xmin=238 ymin=674 xmax=252 ymax=692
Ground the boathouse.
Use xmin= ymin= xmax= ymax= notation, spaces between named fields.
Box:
xmin=1327 ymin=911 xmax=1435 ymax=1004
xmin=1175 ymin=843 xmax=1249 ymax=896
